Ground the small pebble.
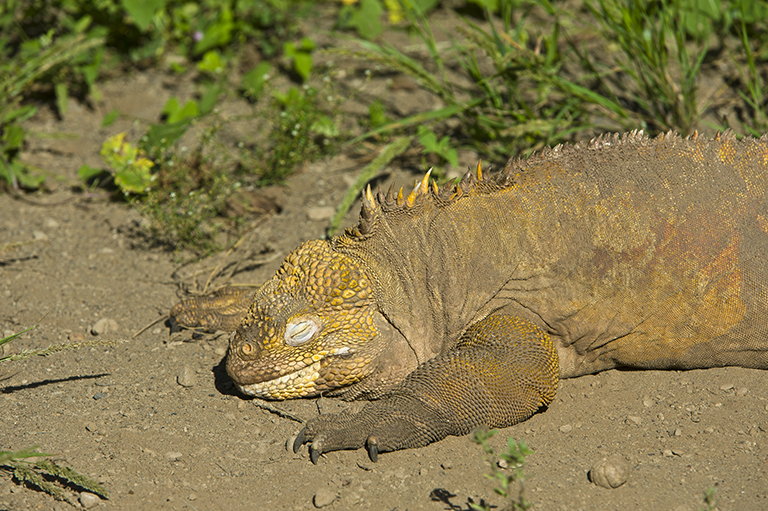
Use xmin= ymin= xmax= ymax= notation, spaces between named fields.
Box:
xmin=313 ymin=488 xmax=337 ymax=508
xmin=440 ymin=460 xmax=453 ymax=470
xmin=559 ymin=424 xmax=572 ymax=433
xmin=85 ymin=422 xmax=107 ymax=436
xmin=33 ymin=231 xmax=47 ymax=240
xmin=588 ymin=455 xmax=630 ymax=489
xmin=91 ymin=318 xmax=118 ymax=336
xmin=188 ymin=493 xmax=197 ymax=501
xmin=627 ymin=416 xmax=642 ymax=425
xmin=663 ymin=449 xmax=674 ymax=457
xmin=306 ymin=206 xmax=335 ymax=221
xmin=177 ymin=366 xmax=197 ymax=387
xmin=165 ymin=452 xmax=183 ymax=461
xmin=720 ymin=384 xmax=734 ymax=391
xmin=497 ymin=459 xmax=508 ymax=469
xmin=79 ymin=491 xmax=100 ymax=508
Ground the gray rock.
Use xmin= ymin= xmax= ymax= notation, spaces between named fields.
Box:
xmin=313 ymin=488 xmax=337 ymax=508
xmin=79 ymin=491 xmax=101 ymax=508
xmin=177 ymin=366 xmax=197 ymax=387
xmin=91 ymin=318 xmax=118 ymax=336
xmin=589 ymin=455 xmax=630 ymax=489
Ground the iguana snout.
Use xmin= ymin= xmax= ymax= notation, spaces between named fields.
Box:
xmin=225 ymin=239 xmax=386 ymax=399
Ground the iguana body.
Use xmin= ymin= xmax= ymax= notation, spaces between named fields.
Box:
xmin=171 ymin=131 xmax=768 ymax=462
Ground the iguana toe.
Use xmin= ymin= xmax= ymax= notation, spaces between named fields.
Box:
xmin=292 ymin=429 xmax=307 ymax=454
xmin=309 ymin=440 xmax=323 ymax=464
xmin=366 ymin=439 xmax=379 ymax=462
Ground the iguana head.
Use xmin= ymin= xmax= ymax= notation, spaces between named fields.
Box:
xmin=226 ymin=238 xmax=386 ymax=399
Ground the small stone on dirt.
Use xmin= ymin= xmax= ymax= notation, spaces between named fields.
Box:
xmin=86 ymin=421 xmax=107 ymax=436
xmin=559 ymin=424 xmax=572 ymax=433
xmin=588 ymin=455 xmax=630 ymax=489
xmin=177 ymin=366 xmax=197 ymax=387
xmin=165 ymin=452 xmax=183 ymax=461
xmin=306 ymin=206 xmax=335 ymax=221
xmin=627 ymin=416 xmax=642 ymax=425
xmin=79 ymin=491 xmax=100 ymax=508
xmin=313 ymin=488 xmax=337 ymax=508
xmin=91 ymin=318 xmax=118 ymax=336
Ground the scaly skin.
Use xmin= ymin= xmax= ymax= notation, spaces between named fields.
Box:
xmin=171 ymin=131 xmax=768 ymax=463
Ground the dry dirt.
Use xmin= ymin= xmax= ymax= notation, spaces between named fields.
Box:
xmin=2 ymin=12 xmax=768 ymax=511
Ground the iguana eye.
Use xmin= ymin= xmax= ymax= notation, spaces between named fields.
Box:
xmin=285 ymin=316 xmax=321 ymax=346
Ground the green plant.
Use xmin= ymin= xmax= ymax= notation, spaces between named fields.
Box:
xmin=417 ymin=125 xmax=459 ymax=167
xmin=137 ymin=142 xmax=242 ymax=255
xmin=1 ymin=447 xmax=109 ymax=506
xmin=338 ymin=0 xmax=598 ymax=162
xmin=248 ymin=85 xmax=339 ymax=186
xmin=0 ymin=20 xmax=105 ymax=190
xmin=470 ymin=429 xmax=534 ymax=511
xmin=78 ymin=132 xmax=155 ymax=195
xmin=283 ymin=37 xmax=316 ymax=82
xmin=699 ymin=487 xmax=719 ymax=511
xmin=1 ymin=327 xmax=114 ymax=504
xmin=581 ymin=0 xmax=710 ymax=134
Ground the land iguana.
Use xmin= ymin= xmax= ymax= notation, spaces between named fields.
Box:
xmin=170 ymin=131 xmax=768 ymax=464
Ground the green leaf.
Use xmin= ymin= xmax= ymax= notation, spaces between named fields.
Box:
xmin=141 ymin=120 xmax=192 ymax=155
xmin=197 ymin=50 xmax=224 ymax=75
xmin=162 ymin=97 xmax=198 ymax=123
xmin=199 ymin=82 xmax=222 ymax=115
xmin=2 ymin=105 xmax=37 ymax=124
xmin=101 ymin=110 xmax=119 ymax=127
xmin=241 ymin=62 xmax=271 ymax=100
xmin=298 ymin=37 xmax=316 ymax=52
xmin=2 ymin=124 xmax=25 ymax=150
xmin=311 ymin=115 xmax=338 ymax=137
xmin=54 ymin=82 xmax=69 ymax=117
xmin=293 ymin=52 xmax=312 ymax=81
xmin=99 ymin=132 xmax=154 ymax=194
xmin=77 ymin=164 xmax=106 ymax=181
xmin=417 ymin=125 xmax=439 ymax=151
xmin=121 ymin=0 xmax=166 ymax=31
xmin=368 ymin=99 xmax=390 ymax=129
xmin=348 ymin=0 xmax=384 ymax=40
xmin=193 ymin=7 xmax=234 ymax=54
xmin=283 ymin=41 xmax=297 ymax=59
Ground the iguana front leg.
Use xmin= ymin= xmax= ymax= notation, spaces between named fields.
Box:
xmin=293 ymin=315 xmax=559 ymax=463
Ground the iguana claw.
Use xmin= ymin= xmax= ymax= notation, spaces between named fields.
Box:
xmin=309 ymin=442 xmax=322 ymax=464
xmin=292 ymin=429 xmax=307 ymax=453
xmin=366 ymin=438 xmax=379 ymax=462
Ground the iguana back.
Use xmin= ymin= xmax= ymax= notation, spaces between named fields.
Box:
xmin=331 ymin=131 xmax=768 ymax=379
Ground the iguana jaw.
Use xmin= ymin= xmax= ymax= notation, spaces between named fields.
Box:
xmin=232 ymin=346 xmax=354 ymax=399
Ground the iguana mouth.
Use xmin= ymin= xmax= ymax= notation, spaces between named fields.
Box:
xmin=236 ymin=360 xmax=323 ymax=400
xmin=234 ymin=346 xmax=355 ymax=400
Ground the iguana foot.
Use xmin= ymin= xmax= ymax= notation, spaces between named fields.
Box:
xmin=293 ymin=395 xmax=443 ymax=463
xmin=170 ymin=286 xmax=254 ymax=332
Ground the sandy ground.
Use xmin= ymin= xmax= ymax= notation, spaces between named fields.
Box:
xmin=2 ymin=11 xmax=768 ymax=511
